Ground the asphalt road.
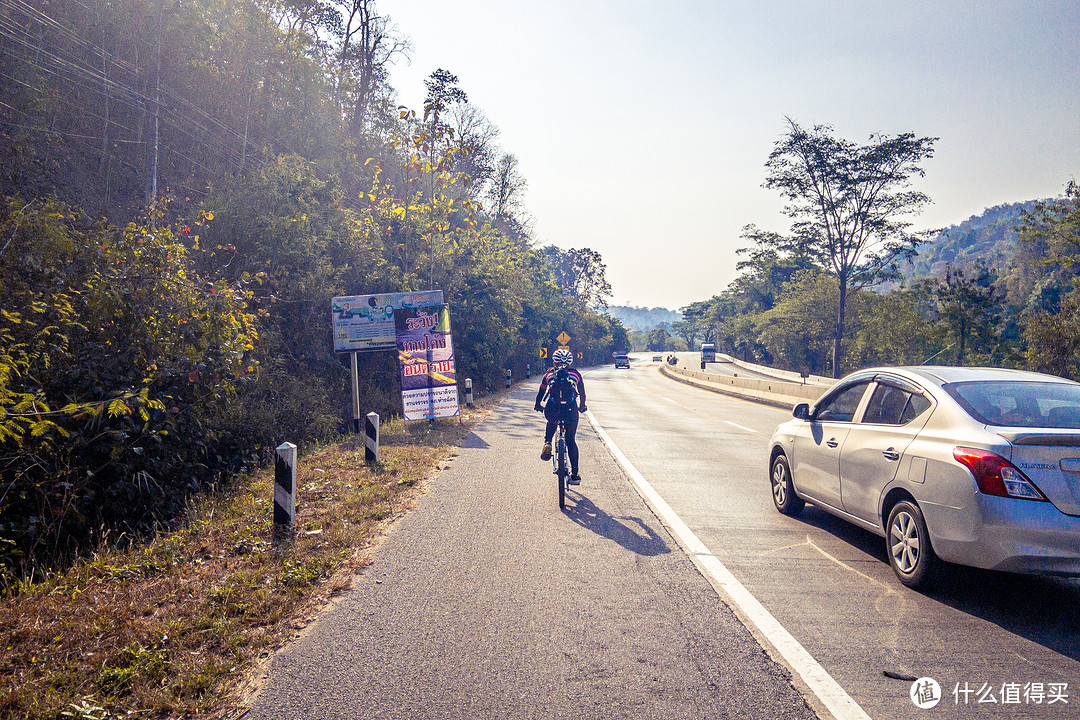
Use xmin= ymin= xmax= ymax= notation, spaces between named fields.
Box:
xmin=245 ymin=373 xmax=817 ymax=720
xmin=247 ymin=355 xmax=1080 ymax=720
xmin=663 ymin=351 xmax=777 ymax=381
xmin=665 ymin=351 xmax=800 ymax=382
xmin=593 ymin=355 xmax=1080 ymax=720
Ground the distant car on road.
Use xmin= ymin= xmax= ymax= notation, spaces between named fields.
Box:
xmin=768 ymin=366 xmax=1080 ymax=588
xmin=615 ymin=354 xmax=630 ymax=369
xmin=652 ymin=354 xmax=663 ymax=362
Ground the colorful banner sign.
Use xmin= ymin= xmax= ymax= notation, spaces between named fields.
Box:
xmin=332 ymin=291 xmax=444 ymax=352
xmin=395 ymin=304 xmax=460 ymax=421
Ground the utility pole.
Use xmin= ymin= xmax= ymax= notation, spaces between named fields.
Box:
xmin=146 ymin=1 xmax=163 ymax=215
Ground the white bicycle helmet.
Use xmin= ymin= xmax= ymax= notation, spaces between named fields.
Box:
xmin=553 ymin=348 xmax=573 ymax=367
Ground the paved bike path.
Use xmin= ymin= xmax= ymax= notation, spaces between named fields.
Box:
xmin=245 ymin=385 xmax=817 ymax=720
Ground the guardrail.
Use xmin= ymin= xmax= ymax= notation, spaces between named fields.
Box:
xmin=661 ymin=362 xmax=830 ymax=410
xmin=717 ymin=354 xmax=834 ymax=387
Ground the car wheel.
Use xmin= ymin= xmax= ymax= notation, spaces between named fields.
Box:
xmin=886 ymin=500 xmax=938 ymax=589
xmin=770 ymin=454 xmax=804 ymax=516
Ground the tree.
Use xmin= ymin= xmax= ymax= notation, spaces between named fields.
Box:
xmin=423 ymin=69 xmax=468 ymax=145
xmin=1017 ymin=181 xmax=1080 ymax=378
xmin=486 ymin=153 xmax=530 ymax=239
xmin=1025 ymin=289 xmax=1080 ymax=379
xmin=647 ymin=327 xmax=671 ymax=352
xmin=933 ymin=263 xmax=1002 ymax=365
xmin=449 ymin=103 xmax=500 ymax=196
xmin=339 ymin=0 xmax=410 ymax=132
xmin=763 ymin=118 xmax=936 ymax=376
xmin=671 ymin=317 xmax=699 ymax=350
xmin=543 ymin=247 xmax=613 ymax=309
xmin=754 ymin=270 xmax=839 ymax=374
xmin=845 ymin=285 xmax=940 ymax=369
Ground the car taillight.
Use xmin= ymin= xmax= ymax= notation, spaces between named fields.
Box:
xmin=952 ymin=447 xmax=1047 ymax=501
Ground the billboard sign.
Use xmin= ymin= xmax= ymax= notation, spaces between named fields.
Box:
xmin=395 ymin=304 xmax=460 ymax=421
xmin=332 ymin=290 xmax=444 ymax=352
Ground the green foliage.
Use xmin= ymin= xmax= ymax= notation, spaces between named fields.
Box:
xmin=0 ymin=0 xmax=627 ymax=584
xmin=1017 ymin=182 xmax=1080 ymax=378
xmin=684 ymin=176 xmax=1080 ymax=380
xmin=754 ymin=270 xmax=838 ymax=374
xmin=905 ymin=201 xmax=1040 ymax=279
xmin=645 ymin=327 xmax=670 ymax=352
xmin=0 ymin=198 xmax=260 ymax=580
xmin=931 ymin=263 xmax=1004 ymax=365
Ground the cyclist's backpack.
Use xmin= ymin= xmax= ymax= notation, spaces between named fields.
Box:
xmin=548 ymin=367 xmax=578 ymax=406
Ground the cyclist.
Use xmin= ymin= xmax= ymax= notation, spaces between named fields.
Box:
xmin=534 ymin=348 xmax=587 ymax=484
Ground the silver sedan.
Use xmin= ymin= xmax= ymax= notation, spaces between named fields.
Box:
xmin=768 ymin=366 xmax=1080 ymax=588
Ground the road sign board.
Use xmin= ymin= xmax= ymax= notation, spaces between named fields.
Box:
xmin=332 ymin=291 xmax=444 ymax=352
xmin=539 ymin=347 xmax=548 ymax=359
xmin=556 ymin=331 xmax=571 ymax=345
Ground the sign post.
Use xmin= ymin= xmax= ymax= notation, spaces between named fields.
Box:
xmin=350 ymin=352 xmax=360 ymax=433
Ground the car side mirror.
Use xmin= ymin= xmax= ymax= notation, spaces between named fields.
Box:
xmin=793 ymin=403 xmax=810 ymax=421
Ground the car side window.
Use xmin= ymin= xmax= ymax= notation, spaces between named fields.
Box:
xmin=814 ymin=381 xmax=870 ymax=422
xmin=859 ymin=379 xmax=932 ymax=426
xmin=862 ymin=384 xmax=910 ymax=425
xmin=900 ymin=394 xmax=932 ymax=424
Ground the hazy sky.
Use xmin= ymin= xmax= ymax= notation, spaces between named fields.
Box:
xmin=382 ymin=0 xmax=1080 ymax=311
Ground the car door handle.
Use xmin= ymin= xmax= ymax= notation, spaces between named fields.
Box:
xmin=882 ymin=448 xmax=900 ymax=461
xmin=826 ymin=438 xmax=839 ymax=449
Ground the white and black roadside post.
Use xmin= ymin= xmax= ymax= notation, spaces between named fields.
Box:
xmin=465 ymin=378 xmax=474 ymax=408
xmin=505 ymin=368 xmax=512 ymax=389
xmin=274 ymin=442 xmax=297 ymax=535
xmin=526 ymin=363 xmax=531 ymax=378
xmin=364 ymin=412 xmax=380 ymax=464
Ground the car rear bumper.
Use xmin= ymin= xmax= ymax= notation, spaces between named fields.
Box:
xmin=926 ymin=494 xmax=1080 ymax=575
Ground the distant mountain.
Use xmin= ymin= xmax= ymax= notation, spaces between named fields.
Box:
xmin=605 ymin=305 xmax=682 ymax=331
xmin=903 ymin=200 xmax=1044 ymax=279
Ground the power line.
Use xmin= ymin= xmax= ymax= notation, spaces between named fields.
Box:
xmin=1 ymin=0 xmax=376 ymax=208
xmin=0 ymin=119 xmax=145 ymax=144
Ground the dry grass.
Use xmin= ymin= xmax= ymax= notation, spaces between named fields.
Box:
xmin=0 ymin=401 xmax=497 ymax=720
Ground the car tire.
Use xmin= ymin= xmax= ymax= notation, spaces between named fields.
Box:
xmin=886 ymin=500 xmax=938 ymax=589
xmin=770 ymin=454 xmax=804 ymax=516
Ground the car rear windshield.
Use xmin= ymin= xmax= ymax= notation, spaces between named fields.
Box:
xmin=943 ymin=381 xmax=1080 ymax=428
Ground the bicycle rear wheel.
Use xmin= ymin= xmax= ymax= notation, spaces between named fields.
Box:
xmin=556 ymin=437 xmax=568 ymax=509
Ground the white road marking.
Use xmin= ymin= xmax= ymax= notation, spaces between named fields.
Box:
xmin=585 ymin=411 xmax=871 ymax=720
xmin=723 ymin=420 xmax=757 ymax=433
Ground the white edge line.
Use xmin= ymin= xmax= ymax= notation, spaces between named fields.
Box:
xmin=724 ymin=420 xmax=758 ymax=433
xmin=584 ymin=410 xmax=872 ymax=720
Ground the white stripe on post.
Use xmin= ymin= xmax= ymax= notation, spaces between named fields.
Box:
xmin=505 ymin=368 xmax=511 ymax=389
xmin=274 ymin=442 xmax=297 ymax=530
xmin=465 ymin=378 xmax=474 ymax=407
xmin=365 ymin=412 xmax=380 ymax=464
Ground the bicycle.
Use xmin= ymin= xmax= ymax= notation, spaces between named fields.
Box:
xmin=553 ymin=417 xmax=569 ymax=509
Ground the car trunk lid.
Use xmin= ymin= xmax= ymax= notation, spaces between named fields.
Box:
xmin=1000 ymin=431 xmax=1080 ymax=516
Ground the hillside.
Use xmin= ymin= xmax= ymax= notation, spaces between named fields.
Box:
xmin=903 ymin=200 xmax=1044 ymax=278
xmin=606 ymin=304 xmax=682 ymax=331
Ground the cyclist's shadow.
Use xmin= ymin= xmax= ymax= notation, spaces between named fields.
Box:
xmin=562 ymin=492 xmax=671 ymax=557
